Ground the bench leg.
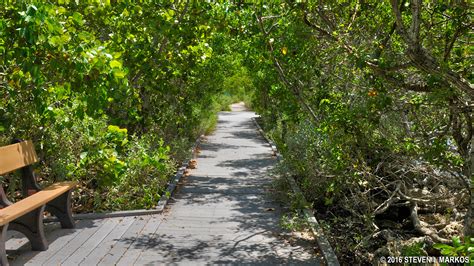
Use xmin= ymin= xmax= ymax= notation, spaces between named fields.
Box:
xmin=46 ymin=190 xmax=75 ymax=229
xmin=0 ymin=225 xmax=8 ymax=266
xmin=9 ymin=206 xmax=48 ymax=251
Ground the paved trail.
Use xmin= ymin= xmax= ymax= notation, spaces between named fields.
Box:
xmin=8 ymin=104 xmax=319 ymax=265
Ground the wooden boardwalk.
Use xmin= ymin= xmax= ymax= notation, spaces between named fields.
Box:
xmin=7 ymin=105 xmax=320 ymax=265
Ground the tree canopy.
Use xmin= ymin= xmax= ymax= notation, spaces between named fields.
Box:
xmin=1 ymin=1 xmax=472 ymax=263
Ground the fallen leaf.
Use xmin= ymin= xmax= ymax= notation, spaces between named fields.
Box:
xmin=189 ymin=159 xmax=198 ymax=169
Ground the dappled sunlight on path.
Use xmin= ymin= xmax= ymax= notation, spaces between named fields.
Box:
xmin=7 ymin=109 xmax=320 ymax=265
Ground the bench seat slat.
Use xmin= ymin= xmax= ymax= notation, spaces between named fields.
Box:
xmin=0 ymin=181 xmax=77 ymax=226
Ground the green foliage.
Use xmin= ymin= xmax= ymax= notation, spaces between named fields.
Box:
xmin=248 ymin=0 xmax=471 ymax=195
xmin=246 ymin=0 xmax=472 ymax=209
xmin=220 ymin=54 xmax=255 ymax=109
xmin=240 ymin=1 xmax=472 ymax=262
xmin=401 ymin=241 xmax=426 ymax=257
xmin=1 ymin=5 xmax=472 ymax=264
xmin=280 ymin=212 xmax=307 ymax=232
xmin=0 ymin=2 xmax=255 ymax=211
xmin=25 ymin=108 xmax=174 ymax=211
xmin=433 ymin=237 xmax=474 ymax=259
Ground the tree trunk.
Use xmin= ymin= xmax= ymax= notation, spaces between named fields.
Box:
xmin=466 ymin=185 xmax=474 ymax=237
xmin=464 ymin=139 xmax=474 ymax=237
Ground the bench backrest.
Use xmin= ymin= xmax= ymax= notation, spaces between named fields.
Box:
xmin=0 ymin=140 xmax=38 ymax=175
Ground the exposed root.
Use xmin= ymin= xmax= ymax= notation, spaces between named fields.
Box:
xmin=410 ymin=203 xmax=451 ymax=244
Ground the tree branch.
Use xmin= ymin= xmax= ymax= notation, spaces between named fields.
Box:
xmin=390 ymin=0 xmax=474 ymax=98
xmin=346 ymin=0 xmax=360 ymax=30
xmin=256 ymin=13 xmax=319 ymax=124
xmin=390 ymin=0 xmax=409 ymax=40
xmin=443 ymin=27 xmax=461 ymax=62
xmin=410 ymin=0 xmax=422 ymax=45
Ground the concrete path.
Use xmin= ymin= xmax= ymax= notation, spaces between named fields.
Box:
xmin=7 ymin=104 xmax=319 ymax=265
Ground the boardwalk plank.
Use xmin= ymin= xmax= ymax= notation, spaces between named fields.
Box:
xmin=11 ymin=220 xmax=89 ymax=266
xmin=79 ymin=216 xmax=135 ymax=266
xmin=6 ymin=222 xmax=60 ymax=253
xmin=115 ymin=215 xmax=162 ymax=266
xmin=61 ymin=218 xmax=120 ymax=265
xmin=98 ymin=215 xmax=152 ymax=265
xmin=41 ymin=219 xmax=107 ymax=265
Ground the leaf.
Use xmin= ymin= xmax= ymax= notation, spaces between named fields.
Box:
xmin=48 ymin=36 xmax=61 ymax=47
xmin=80 ymin=152 xmax=88 ymax=160
xmin=320 ymin=99 xmax=331 ymax=105
xmin=452 ymin=236 xmax=462 ymax=247
xmin=72 ymin=12 xmax=83 ymax=25
xmin=434 ymin=243 xmax=454 ymax=250
xmin=112 ymin=69 xmax=126 ymax=78
xmin=77 ymin=32 xmax=90 ymax=41
xmin=121 ymin=8 xmax=129 ymax=17
xmin=61 ymin=33 xmax=71 ymax=43
xmin=110 ymin=60 xmax=122 ymax=69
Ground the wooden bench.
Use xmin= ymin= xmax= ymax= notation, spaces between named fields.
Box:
xmin=0 ymin=140 xmax=77 ymax=265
